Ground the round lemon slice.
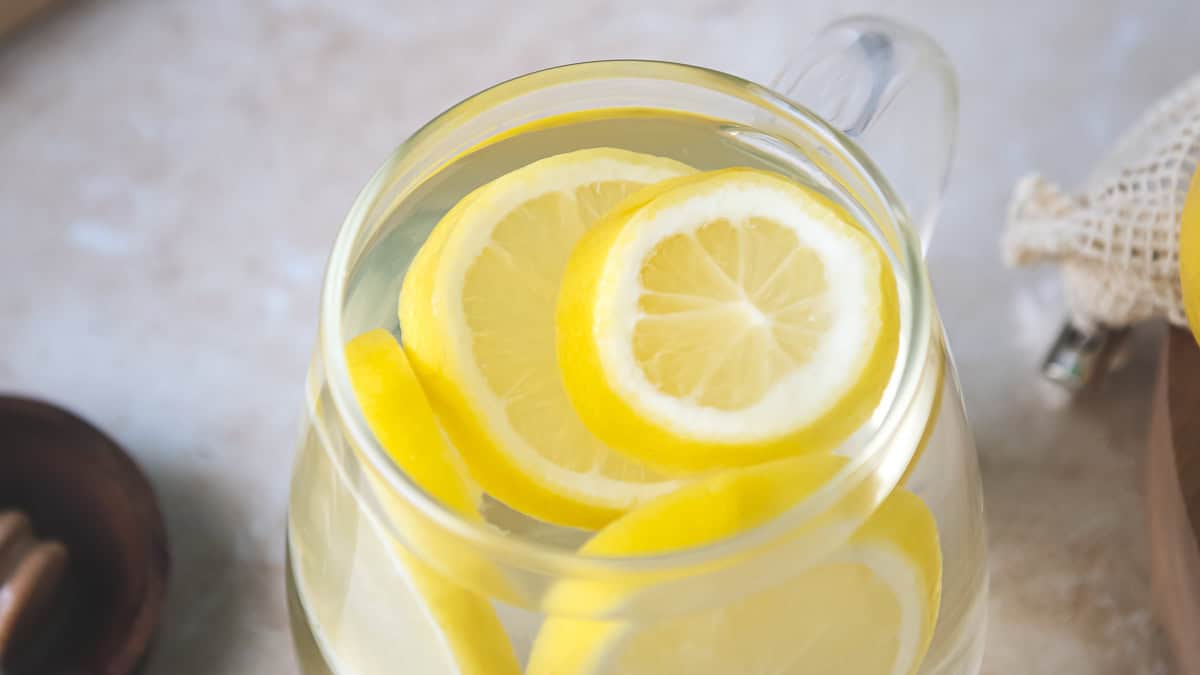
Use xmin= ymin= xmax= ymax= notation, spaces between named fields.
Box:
xmin=527 ymin=457 xmax=942 ymax=675
xmin=557 ymin=167 xmax=899 ymax=472
xmin=1182 ymin=166 xmax=1200 ymax=345
xmin=343 ymin=329 xmax=520 ymax=675
xmin=399 ymin=148 xmax=696 ymax=529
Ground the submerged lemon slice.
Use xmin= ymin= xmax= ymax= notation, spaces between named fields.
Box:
xmin=399 ymin=148 xmax=696 ymax=529
xmin=1182 ymin=167 xmax=1200 ymax=345
xmin=347 ymin=329 xmax=479 ymax=516
xmin=527 ymin=456 xmax=942 ymax=675
xmin=557 ymin=168 xmax=899 ymax=472
xmin=344 ymin=330 xmax=520 ymax=675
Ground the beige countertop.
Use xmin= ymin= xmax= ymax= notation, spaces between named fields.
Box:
xmin=0 ymin=0 xmax=1190 ymax=673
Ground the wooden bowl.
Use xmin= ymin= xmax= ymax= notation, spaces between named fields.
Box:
xmin=1147 ymin=328 xmax=1200 ymax=675
xmin=0 ymin=396 xmax=168 ymax=675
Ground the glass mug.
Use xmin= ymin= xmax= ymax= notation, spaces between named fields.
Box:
xmin=286 ymin=15 xmax=987 ymax=675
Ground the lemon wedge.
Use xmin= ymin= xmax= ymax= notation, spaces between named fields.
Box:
xmin=557 ymin=167 xmax=899 ymax=472
xmin=344 ymin=330 xmax=520 ymax=675
xmin=1182 ymin=166 xmax=1200 ymax=345
xmin=527 ymin=456 xmax=941 ymax=675
xmin=399 ymin=148 xmax=696 ymax=529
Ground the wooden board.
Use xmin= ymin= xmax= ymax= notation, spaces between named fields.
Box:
xmin=0 ymin=0 xmax=62 ymax=39
xmin=1147 ymin=327 xmax=1200 ymax=675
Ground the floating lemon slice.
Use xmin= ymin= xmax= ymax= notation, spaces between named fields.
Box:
xmin=399 ymin=148 xmax=696 ymax=529
xmin=1182 ymin=166 xmax=1200 ymax=345
xmin=527 ymin=456 xmax=942 ymax=675
xmin=557 ymin=167 xmax=899 ymax=472
xmin=344 ymin=330 xmax=520 ymax=675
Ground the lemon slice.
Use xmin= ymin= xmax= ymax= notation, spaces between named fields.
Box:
xmin=1182 ymin=166 xmax=1200 ymax=345
xmin=557 ymin=167 xmax=899 ymax=472
xmin=399 ymin=148 xmax=696 ymax=529
xmin=343 ymin=330 xmax=520 ymax=675
xmin=527 ymin=457 xmax=942 ymax=675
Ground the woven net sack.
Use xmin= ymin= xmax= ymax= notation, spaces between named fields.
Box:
xmin=1005 ymin=74 xmax=1200 ymax=331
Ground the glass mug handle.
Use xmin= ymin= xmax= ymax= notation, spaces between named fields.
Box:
xmin=772 ymin=15 xmax=958 ymax=251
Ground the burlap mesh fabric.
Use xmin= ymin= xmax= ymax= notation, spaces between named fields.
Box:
xmin=1005 ymin=74 xmax=1200 ymax=330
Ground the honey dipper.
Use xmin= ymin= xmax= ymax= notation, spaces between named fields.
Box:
xmin=0 ymin=510 xmax=70 ymax=672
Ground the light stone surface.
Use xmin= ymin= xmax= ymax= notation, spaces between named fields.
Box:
xmin=0 ymin=0 xmax=1192 ymax=673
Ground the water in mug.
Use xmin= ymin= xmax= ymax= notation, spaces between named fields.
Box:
xmin=287 ymin=108 xmax=987 ymax=675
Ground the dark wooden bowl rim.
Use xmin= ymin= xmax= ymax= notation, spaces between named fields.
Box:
xmin=0 ymin=396 xmax=168 ymax=675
